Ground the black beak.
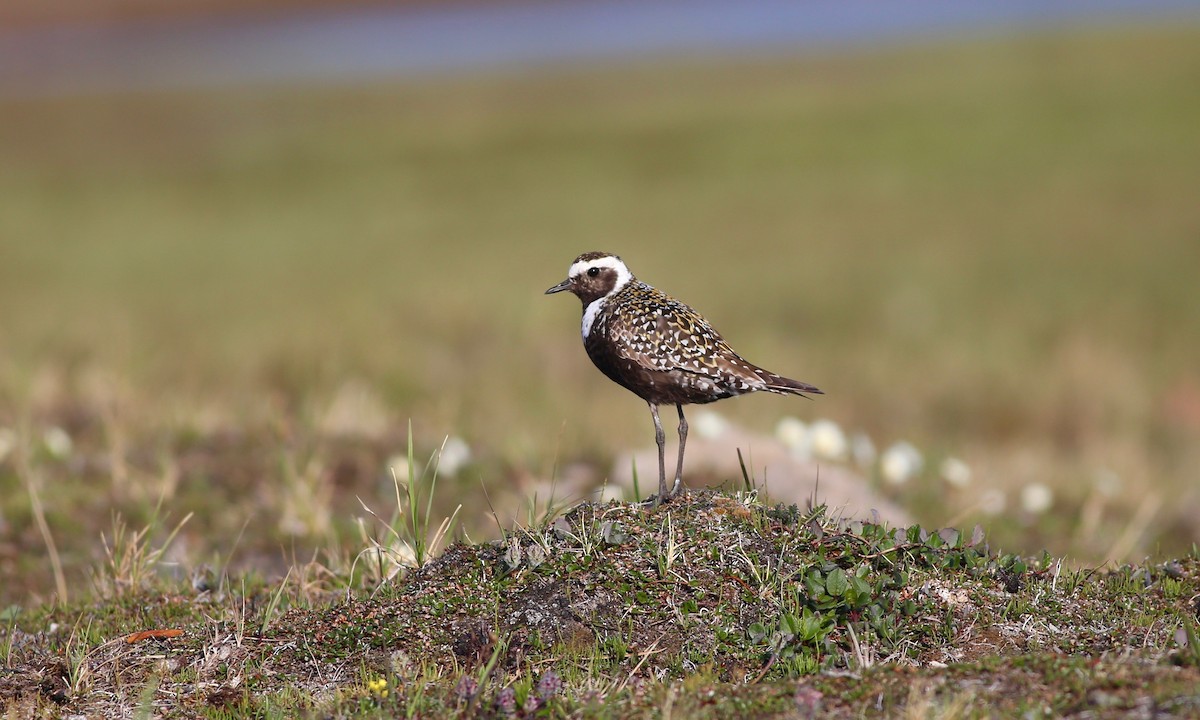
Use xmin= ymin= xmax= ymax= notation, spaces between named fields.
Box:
xmin=545 ymin=278 xmax=573 ymax=295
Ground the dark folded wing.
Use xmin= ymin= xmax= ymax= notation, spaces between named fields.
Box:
xmin=609 ymin=292 xmax=768 ymax=390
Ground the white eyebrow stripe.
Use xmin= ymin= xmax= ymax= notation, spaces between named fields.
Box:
xmin=568 ymin=255 xmax=633 ymax=296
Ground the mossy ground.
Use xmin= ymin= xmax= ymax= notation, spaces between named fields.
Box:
xmin=3 ymin=490 xmax=1197 ymax=718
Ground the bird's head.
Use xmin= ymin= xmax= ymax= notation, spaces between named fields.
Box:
xmin=544 ymin=251 xmax=634 ymax=305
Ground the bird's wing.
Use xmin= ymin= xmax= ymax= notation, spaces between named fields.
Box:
xmin=609 ymin=292 xmax=766 ymax=387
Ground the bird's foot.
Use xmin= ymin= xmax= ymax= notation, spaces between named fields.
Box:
xmin=643 ymin=478 xmax=685 ymax=507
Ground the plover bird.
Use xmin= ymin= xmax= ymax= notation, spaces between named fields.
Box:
xmin=546 ymin=251 xmax=822 ymax=502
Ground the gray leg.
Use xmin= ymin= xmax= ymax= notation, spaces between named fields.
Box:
xmin=648 ymin=402 xmax=668 ymax=501
xmin=672 ymin=404 xmax=687 ymax=497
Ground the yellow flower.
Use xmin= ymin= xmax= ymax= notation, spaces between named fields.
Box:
xmin=367 ymin=677 xmax=389 ymax=697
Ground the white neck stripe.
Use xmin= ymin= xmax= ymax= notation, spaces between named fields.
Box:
xmin=582 ymin=297 xmax=606 ymax=340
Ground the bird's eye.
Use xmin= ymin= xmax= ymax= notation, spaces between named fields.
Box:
xmin=587 ymin=267 xmax=600 ymax=277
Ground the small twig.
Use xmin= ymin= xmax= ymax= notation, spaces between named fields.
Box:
xmin=618 ymin=635 xmax=666 ymax=691
xmin=750 ymin=651 xmax=779 ymax=683
xmin=125 ymin=629 xmax=184 ymax=644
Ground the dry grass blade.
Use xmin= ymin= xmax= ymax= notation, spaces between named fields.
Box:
xmin=95 ymin=512 xmax=193 ymax=598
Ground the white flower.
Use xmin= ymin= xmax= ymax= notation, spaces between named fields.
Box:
xmin=386 ymin=454 xmax=417 ymax=485
xmin=437 ymin=436 xmax=471 ymax=478
xmin=939 ymin=457 xmax=972 ymax=488
xmin=774 ymin=416 xmax=807 ymax=446
xmin=1091 ymin=468 xmax=1121 ymax=498
xmin=810 ymin=419 xmax=847 ymax=462
xmin=979 ymin=488 xmax=1006 ymax=516
xmin=1020 ymin=483 xmax=1054 ymax=515
xmin=880 ymin=441 xmax=923 ymax=485
xmin=693 ymin=410 xmax=729 ymax=439
xmin=0 ymin=427 xmax=15 ymax=464
xmin=774 ymin=417 xmax=811 ymax=460
xmin=851 ymin=433 xmax=877 ymax=469
xmin=42 ymin=426 xmax=73 ymax=460
xmin=596 ymin=482 xmax=625 ymax=504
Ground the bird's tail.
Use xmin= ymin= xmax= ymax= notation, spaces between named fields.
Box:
xmin=756 ymin=370 xmax=823 ymax=398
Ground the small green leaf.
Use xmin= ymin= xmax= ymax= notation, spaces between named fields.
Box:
xmin=601 ymin=521 xmax=627 ymax=545
xmin=850 ymin=575 xmax=872 ymax=595
xmin=748 ymin=622 xmax=768 ymax=643
xmin=804 ymin=570 xmax=824 ymax=598
xmin=825 ymin=567 xmax=849 ymax=597
xmin=939 ymin=528 xmax=961 ymax=548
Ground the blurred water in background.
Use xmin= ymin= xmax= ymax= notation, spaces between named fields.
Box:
xmin=2 ymin=0 xmax=1198 ymax=96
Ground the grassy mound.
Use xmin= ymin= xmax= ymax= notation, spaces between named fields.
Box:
xmin=3 ymin=490 xmax=1197 ymax=718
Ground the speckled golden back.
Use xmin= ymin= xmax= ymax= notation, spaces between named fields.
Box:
xmin=590 ymin=280 xmax=772 ymax=402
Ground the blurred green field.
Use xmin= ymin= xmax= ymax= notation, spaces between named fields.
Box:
xmin=1 ymin=23 xmax=1199 ymax=601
